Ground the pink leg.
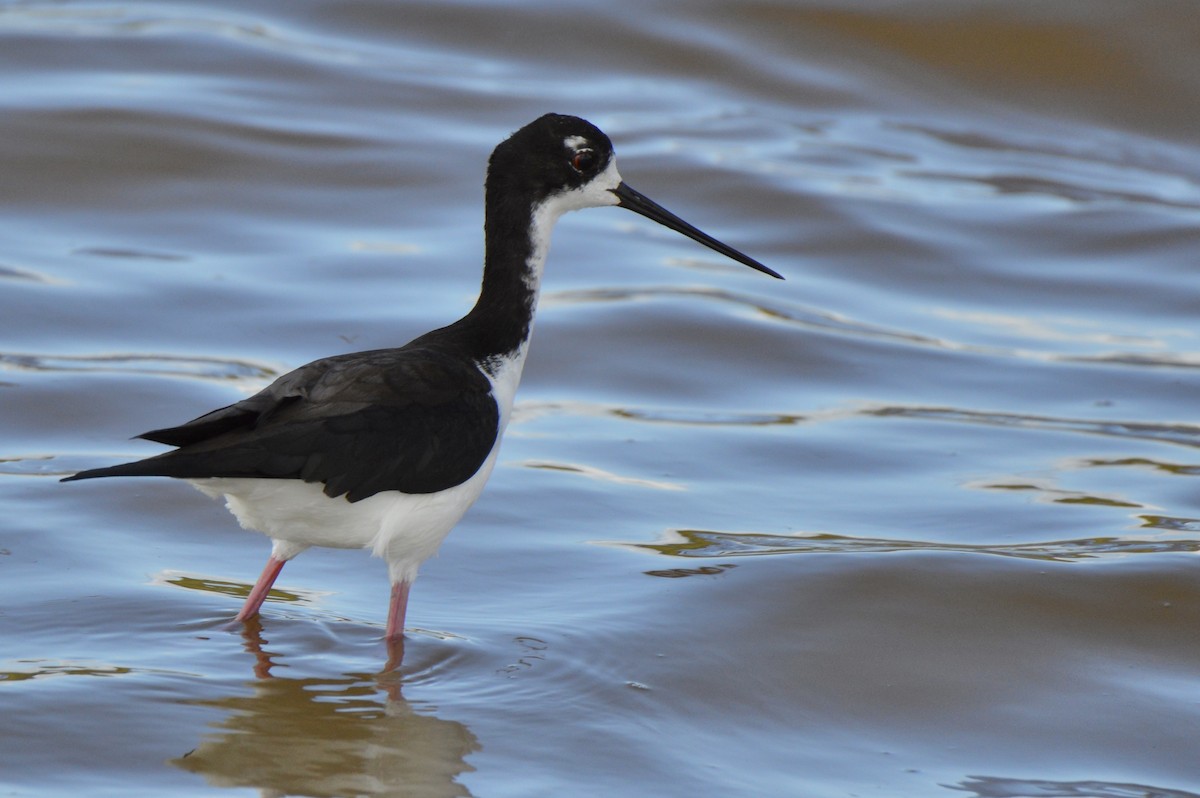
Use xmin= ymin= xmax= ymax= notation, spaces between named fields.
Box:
xmin=385 ymin=581 xmax=411 ymax=641
xmin=383 ymin=581 xmax=411 ymax=673
xmin=236 ymin=556 xmax=286 ymax=622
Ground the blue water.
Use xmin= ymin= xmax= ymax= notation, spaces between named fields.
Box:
xmin=3 ymin=2 xmax=1199 ymax=796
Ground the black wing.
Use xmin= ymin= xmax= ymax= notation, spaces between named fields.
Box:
xmin=62 ymin=346 xmax=501 ymax=501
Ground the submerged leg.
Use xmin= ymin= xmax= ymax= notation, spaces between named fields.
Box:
xmin=236 ymin=556 xmax=287 ymax=622
xmin=383 ymin=581 xmax=411 ymax=672
xmin=385 ymin=581 xmax=411 ymax=641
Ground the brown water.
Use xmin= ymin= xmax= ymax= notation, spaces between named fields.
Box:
xmin=2 ymin=2 xmax=1199 ymax=796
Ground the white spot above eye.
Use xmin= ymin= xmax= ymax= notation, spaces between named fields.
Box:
xmin=564 ymin=135 xmax=590 ymax=150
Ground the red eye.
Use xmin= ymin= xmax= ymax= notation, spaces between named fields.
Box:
xmin=571 ymin=149 xmax=597 ymax=173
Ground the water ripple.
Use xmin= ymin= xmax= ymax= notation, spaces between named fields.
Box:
xmin=948 ymin=774 xmax=1200 ymax=798
xmin=0 ymin=351 xmax=276 ymax=383
xmin=519 ymin=460 xmax=686 ymax=491
xmin=154 ymin=570 xmax=323 ymax=608
xmin=518 ymin=401 xmax=1200 ymax=454
xmin=633 ymin=528 xmax=1200 ymax=564
xmin=868 ymin=406 xmax=1200 ymax=449
xmin=512 ymin=399 xmax=801 ymax=428
xmin=0 ymin=659 xmax=198 ymax=683
xmin=0 ymin=262 xmax=58 ymax=283
xmin=0 ymin=5 xmax=363 ymax=64
xmin=546 ymin=286 xmax=1200 ymax=370
xmin=71 ymin=246 xmax=188 ymax=262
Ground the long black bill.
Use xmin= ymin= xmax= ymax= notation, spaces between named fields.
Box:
xmin=613 ymin=182 xmax=783 ymax=280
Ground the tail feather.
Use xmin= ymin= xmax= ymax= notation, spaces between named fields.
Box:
xmin=60 ymin=458 xmax=180 ymax=483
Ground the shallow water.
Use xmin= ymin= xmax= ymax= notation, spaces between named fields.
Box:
xmin=3 ymin=1 xmax=1199 ymax=796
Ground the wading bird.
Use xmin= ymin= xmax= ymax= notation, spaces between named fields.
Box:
xmin=64 ymin=113 xmax=780 ymax=665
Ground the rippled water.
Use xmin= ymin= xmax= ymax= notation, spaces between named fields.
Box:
xmin=3 ymin=2 xmax=1199 ymax=796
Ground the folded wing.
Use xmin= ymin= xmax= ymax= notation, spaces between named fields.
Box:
xmin=63 ymin=347 xmax=500 ymax=502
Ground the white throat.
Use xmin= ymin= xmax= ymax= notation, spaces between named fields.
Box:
xmin=523 ymin=158 xmax=623 ymax=293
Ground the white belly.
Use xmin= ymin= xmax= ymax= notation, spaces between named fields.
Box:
xmin=190 ymin=440 xmax=500 ymax=585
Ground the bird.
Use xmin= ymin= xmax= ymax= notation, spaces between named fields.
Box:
xmin=62 ymin=113 xmax=781 ymax=664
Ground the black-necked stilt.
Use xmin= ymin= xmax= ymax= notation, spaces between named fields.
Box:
xmin=63 ymin=114 xmax=781 ymax=662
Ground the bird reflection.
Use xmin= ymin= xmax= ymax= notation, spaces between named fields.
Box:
xmin=171 ymin=666 xmax=478 ymax=797
xmin=236 ymin=617 xmax=407 ymax=693
xmin=236 ymin=614 xmax=279 ymax=680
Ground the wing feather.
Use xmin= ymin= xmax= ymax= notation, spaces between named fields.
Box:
xmin=63 ymin=346 xmax=501 ymax=500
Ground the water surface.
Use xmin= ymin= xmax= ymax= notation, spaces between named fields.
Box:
xmin=2 ymin=2 xmax=1198 ymax=796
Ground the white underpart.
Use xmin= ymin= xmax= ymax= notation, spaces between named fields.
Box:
xmin=187 ymin=155 xmax=622 ymax=588
xmin=191 ymin=343 xmax=529 ymax=587
xmin=190 ymin=354 xmax=522 ymax=587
